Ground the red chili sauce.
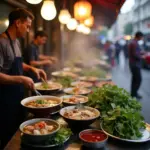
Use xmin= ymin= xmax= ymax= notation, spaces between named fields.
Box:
xmin=80 ymin=131 xmax=107 ymax=142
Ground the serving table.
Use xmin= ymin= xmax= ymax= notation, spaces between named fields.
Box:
xmin=4 ymin=116 xmax=150 ymax=150
xmin=4 ymin=91 xmax=150 ymax=150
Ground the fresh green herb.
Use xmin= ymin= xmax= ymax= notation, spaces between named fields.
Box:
xmin=41 ymin=82 xmax=49 ymax=89
xmin=88 ymin=84 xmax=145 ymax=139
xmin=55 ymin=76 xmax=73 ymax=88
xmin=45 ymin=127 xmax=72 ymax=145
xmin=36 ymin=99 xmax=46 ymax=104
xmin=81 ymin=68 xmax=106 ymax=78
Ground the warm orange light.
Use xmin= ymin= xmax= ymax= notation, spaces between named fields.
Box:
xmin=84 ymin=15 xmax=94 ymax=27
xmin=74 ymin=0 xmax=92 ymax=21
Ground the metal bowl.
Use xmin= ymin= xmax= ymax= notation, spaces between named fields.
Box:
xmin=21 ymin=96 xmax=62 ymax=117
xmin=59 ymin=106 xmax=100 ymax=127
xmin=61 ymin=95 xmax=88 ymax=106
xmin=79 ymin=129 xmax=108 ymax=148
xmin=20 ymin=118 xmax=60 ymax=144
xmin=34 ymin=81 xmax=63 ymax=95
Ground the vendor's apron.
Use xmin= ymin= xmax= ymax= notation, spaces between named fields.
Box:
xmin=0 ymin=31 xmax=24 ymax=149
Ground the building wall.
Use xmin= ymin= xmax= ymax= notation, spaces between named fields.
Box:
xmin=107 ymin=10 xmax=133 ymax=41
xmin=133 ymin=0 xmax=150 ymax=34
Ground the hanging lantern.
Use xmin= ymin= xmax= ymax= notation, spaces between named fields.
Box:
xmin=41 ymin=0 xmax=57 ymax=21
xmin=74 ymin=0 xmax=92 ymax=21
xmin=59 ymin=9 xmax=71 ymax=24
xmin=84 ymin=15 xmax=94 ymax=27
xmin=67 ymin=18 xmax=78 ymax=30
xmin=26 ymin=0 xmax=42 ymax=4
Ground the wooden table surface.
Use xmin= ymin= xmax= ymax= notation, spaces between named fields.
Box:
xmin=4 ymin=130 xmax=83 ymax=150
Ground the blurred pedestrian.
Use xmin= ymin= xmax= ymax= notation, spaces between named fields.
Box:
xmin=123 ymin=40 xmax=129 ymax=61
xmin=115 ymin=41 xmax=121 ymax=65
xmin=128 ymin=31 xmax=144 ymax=98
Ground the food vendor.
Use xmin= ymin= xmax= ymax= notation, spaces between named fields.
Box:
xmin=0 ymin=8 xmax=47 ymax=149
xmin=23 ymin=30 xmax=58 ymax=82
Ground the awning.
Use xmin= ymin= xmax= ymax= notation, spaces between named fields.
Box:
xmin=88 ymin=0 xmax=126 ymax=28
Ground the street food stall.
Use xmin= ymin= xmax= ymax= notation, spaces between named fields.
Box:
xmin=4 ymin=65 xmax=150 ymax=149
xmin=1 ymin=0 xmax=150 ymax=150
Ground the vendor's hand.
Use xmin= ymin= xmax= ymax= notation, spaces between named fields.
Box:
xmin=50 ymin=57 xmax=58 ymax=63
xmin=19 ymin=76 xmax=34 ymax=89
xmin=43 ymin=60 xmax=53 ymax=66
xmin=31 ymin=67 xmax=47 ymax=80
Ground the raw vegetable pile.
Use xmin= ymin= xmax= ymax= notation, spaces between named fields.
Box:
xmin=88 ymin=84 xmax=145 ymax=140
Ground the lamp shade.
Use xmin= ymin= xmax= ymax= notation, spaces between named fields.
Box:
xmin=67 ymin=18 xmax=78 ymax=30
xmin=74 ymin=0 xmax=92 ymax=21
xmin=41 ymin=0 xmax=57 ymax=20
xmin=59 ymin=9 xmax=71 ymax=24
xmin=84 ymin=15 xmax=94 ymax=27
xmin=26 ymin=0 xmax=42 ymax=4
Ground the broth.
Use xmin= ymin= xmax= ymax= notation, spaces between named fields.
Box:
xmin=64 ymin=108 xmax=97 ymax=120
xmin=23 ymin=121 xmax=58 ymax=135
xmin=25 ymin=99 xmax=59 ymax=108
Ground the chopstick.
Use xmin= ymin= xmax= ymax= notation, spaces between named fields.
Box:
xmin=41 ymin=77 xmax=48 ymax=85
xmin=34 ymin=89 xmax=42 ymax=96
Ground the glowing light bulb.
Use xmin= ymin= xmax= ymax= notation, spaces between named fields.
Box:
xmin=76 ymin=24 xmax=85 ymax=33
xmin=4 ymin=20 xmax=9 ymax=27
xmin=26 ymin=0 xmax=42 ymax=4
xmin=67 ymin=18 xmax=78 ymax=30
xmin=59 ymin=9 xmax=71 ymax=24
xmin=82 ymin=26 xmax=91 ymax=34
xmin=84 ymin=15 xmax=94 ymax=27
xmin=41 ymin=0 xmax=57 ymax=21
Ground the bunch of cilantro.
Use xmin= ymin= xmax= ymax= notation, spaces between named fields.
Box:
xmin=88 ymin=84 xmax=145 ymax=139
